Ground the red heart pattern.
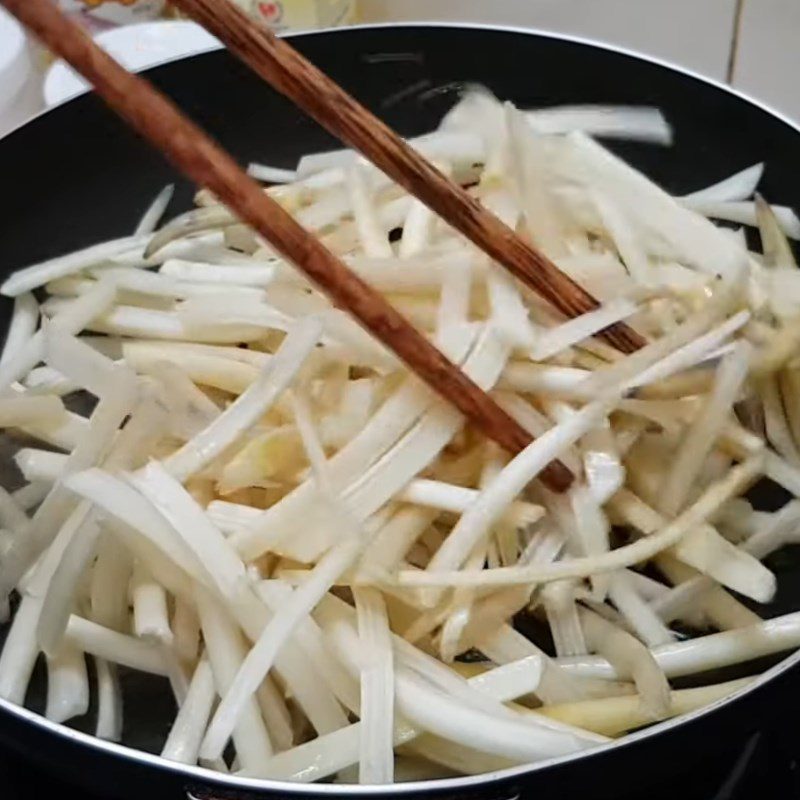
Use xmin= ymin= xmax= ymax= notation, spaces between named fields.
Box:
xmin=257 ymin=1 xmax=282 ymax=22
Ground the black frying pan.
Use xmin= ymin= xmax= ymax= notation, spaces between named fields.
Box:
xmin=1 ymin=22 xmax=800 ymax=800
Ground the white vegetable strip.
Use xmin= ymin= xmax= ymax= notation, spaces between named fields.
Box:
xmin=88 ymin=266 xmax=267 ymax=301
xmin=394 ymin=668 xmax=588 ymax=763
xmin=195 ymin=586 xmax=275 ymax=768
xmin=254 ymin=580 xmax=359 ymax=725
xmin=682 ymin=199 xmax=800 ymax=238
xmin=0 ymin=293 xmax=38 ymax=367
xmin=322 ymin=592 xmax=604 ymax=749
xmin=427 ymin=394 xmax=617 ymax=575
xmin=681 ymin=163 xmax=763 ymax=203
xmin=341 ymin=330 xmax=512 ymax=530
xmin=146 ymin=207 xmax=234 ymax=258
xmin=243 ymin=656 xmax=544 ymax=782
xmin=208 ymin=480 xmax=543 ymax=533
xmin=559 ymin=133 xmax=748 ymax=277
xmin=557 ymin=611 xmax=800 ymax=679
xmin=64 ymin=616 xmax=167 ymax=675
xmin=0 ymin=595 xmax=45 ymax=704
xmin=256 ymin=674 xmax=295 ymax=753
xmin=526 ymin=105 xmax=672 ymax=143
xmin=123 ymin=343 xmax=262 ymax=396
xmin=296 ymin=131 xmax=483 ymax=179
xmin=247 ymin=163 xmax=297 ymax=183
xmin=230 ymin=327 xmax=474 ymax=561
xmin=496 ymin=392 xmax=582 ymax=475
xmin=398 ymin=457 xmax=762 ymax=588
xmin=358 ymin=506 xmax=438 ymax=574
xmin=45 ymin=643 xmax=89 ymax=723
xmin=0 ymin=379 xmax=135 ymax=599
xmin=160 ymin=258 xmax=275 ymax=286
xmin=659 ymin=342 xmax=751 ymax=516
xmin=1 ymin=234 xmax=149 ymax=297
xmin=135 ymin=184 xmax=175 ymax=236
xmin=36 ymin=503 xmax=101 ymax=655
xmin=654 ymin=555 xmax=761 ymax=631
xmin=347 ymin=166 xmax=393 ymax=258
xmin=608 ymin=571 xmax=675 ymax=648
xmin=530 ymin=298 xmax=638 ymax=361
xmin=87 ymin=305 xmax=267 ymax=343
xmin=131 ymin=561 xmax=173 ymax=644
xmin=0 ymin=278 xmax=116 ymax=393
xmin=593 ymin=191 xmax=650 ymax=285
xmin=580 ymin=609 xmax=669 ymax=720
xmin=569 ymin=484 xmax=612 ymax=597
xmin=64 ymin=469 xmax=207 ymax=589
xmin=94 ymin=658 xmax=123 ymax=742
xmin=45 ymin=329 xmax=130 ymax=399
xmin=543 ymin=581 xmax=587 ymax=657
xmin=610 ymin=490 xmax=776 ymax=603
xmin=161 ymin=658 xmax=216 ymax=764
xmin=163 ymin=317 xmax=322 ymax=482
xmin=200 ymin=531 xmax=364 ymax=761
xmin=506 ymin=103 xmax=565 ymax=257
xmin=578 ymin=300 xmax=734 ymax=399
xmin=354 ymin=587 xmax=394 ymax=784
xmin=539 ymin=678 xmax=752 ymax=736
xmin=129 ymin=461 xmax=246 ymax=600
xmin=762 ymin=374 xmax=800 ymax=465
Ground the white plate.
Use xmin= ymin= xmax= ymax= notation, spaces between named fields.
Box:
xmin=44 ymin=20 xmax=221 ymax=107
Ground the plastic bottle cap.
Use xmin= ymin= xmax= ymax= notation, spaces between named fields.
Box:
xmin=44 ymin=20 xmax=221 ymax=107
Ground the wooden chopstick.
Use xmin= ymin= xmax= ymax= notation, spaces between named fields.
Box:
xmin=169 ymin=0 xmax=647 ymax=356
xmin=3 ymin=0 xmax=574 ymax=492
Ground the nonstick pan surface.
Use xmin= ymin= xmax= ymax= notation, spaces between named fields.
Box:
xmin=1 ymin=22 xmax=800 ymax=800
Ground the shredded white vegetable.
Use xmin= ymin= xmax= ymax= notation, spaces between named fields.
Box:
xmin=1 ymin=92 xmax=800 ymax=786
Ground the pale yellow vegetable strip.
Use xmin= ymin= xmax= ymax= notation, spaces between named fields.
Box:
xmin=610 ymin=489 xmax=776 ymax=603
xmin=537 ymin=678 xmax=753 ymax=737
xmin=397 ymin=457 xmax=762 ymax=588
xmin=241 ymin=655 xmax=561 ymax=782
xmin=653 ymin=555 xmax=762 ymax=631
xmin=163 ymin=317 xmax=322 ymax=482
xmin=354 ymin=586 xmax=395 ymax=784
xmin=580 ymin=609 xmax=669 ymax=720
xmin=659 ymin=343 xmax=751 ymax=516
xmin=230 ymin=332 xmax=476 ymax=562
xmin=0 ymin=396 xmax=65 ymax=427
xmin=576 ymin=299 xmax=733 ymax=399
xmin=194 ymin=586 xmax=275 ymax=769
xmin=346 ymin=166 xmax=394 ymax=259
xmin=556 ymin=611 xmax=800 ymax=679
xmin=123 ymin=342 xmax=262 ymax=395
xmin=762 ymin=373 xmax=800 ymax=465
xmin=426 ymin=394 xmax=617 ymax=576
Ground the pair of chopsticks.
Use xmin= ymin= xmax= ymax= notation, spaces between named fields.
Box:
xmin=3 ymin=0 xmax=644 ymax=492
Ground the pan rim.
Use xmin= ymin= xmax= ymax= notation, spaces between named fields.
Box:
xmin=2 ymin=19 xmax=800 ymax=796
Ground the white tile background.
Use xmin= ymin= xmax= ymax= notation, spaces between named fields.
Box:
xmin=359 ymin=0 xmax=800 ymax=123
xmin=359 ymin=0 xmax=739 ymax=81
xmin=733 ymin=0 xmax=800 ymax=120
xmin=1 ymin=0 xmax=799 ymax=135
